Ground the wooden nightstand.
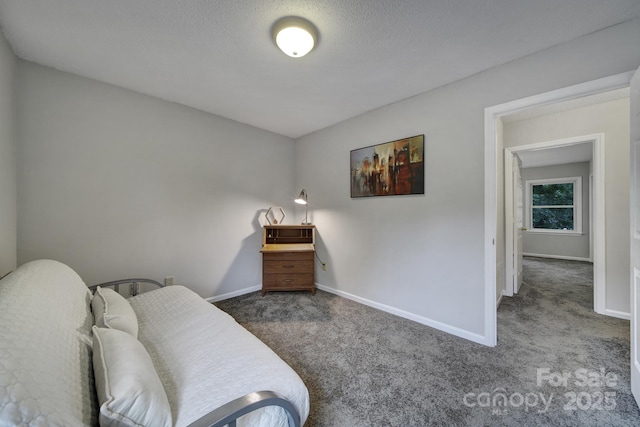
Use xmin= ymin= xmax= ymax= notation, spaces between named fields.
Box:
xmin=261 ymin=225 xmax=315 ymax=295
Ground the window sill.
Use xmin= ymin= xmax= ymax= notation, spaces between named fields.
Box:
xmin=526 ymin=230 xmax=583 ymax=236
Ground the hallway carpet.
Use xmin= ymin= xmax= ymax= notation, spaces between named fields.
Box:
xmin=215 ymin=257 xmax=640 ymax=426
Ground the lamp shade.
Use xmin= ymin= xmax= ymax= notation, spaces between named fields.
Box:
xmin=272 ymin=17 xmax=318 ymax=58
xmin=294 ymin=189 xmax=308 ymax=204
xmin=294 ymin=189 xmax=310 ymax=224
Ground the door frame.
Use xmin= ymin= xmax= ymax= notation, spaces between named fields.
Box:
xmin=629 ymin=66 xmax=640 ymax=409
xmin=504 ymin=134 xmax=605 ymax=314
xmin=483 ymin=71 xmax=634 ymax=347
xmin=503 ymin=150 xmax=521 ymax=298
xmin=507 ymin=153 xmax=524 ymax=296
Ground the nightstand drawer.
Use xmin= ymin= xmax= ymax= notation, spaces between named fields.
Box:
xmin=263 ymin=260 xmax=314 ymax=274
xmin=263 ymin=274 xmax=314 ymax=288
xmin=262 ymin=251 xmax=313 ymax=262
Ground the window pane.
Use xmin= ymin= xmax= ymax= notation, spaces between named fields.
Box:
xmin=532 ymin=207 xmax=574 ymax=230
xmin=532 ymin=183 xmax=574 ymax=206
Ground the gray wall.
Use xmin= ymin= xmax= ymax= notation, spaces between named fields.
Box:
xmin=16 ymin=61 xmax=297 ymax=298
xmin=521 ymin=162 xmax=591 ymax=260
xmin=9 ymin=18 xmax=640 ymax=342
xmin=0 ymin=32 xmax=16 ymax=276
xmin=296 ymin=19 xmax=640 ymax=340
xmin=504 ymin=97 xmax=630 ymax=314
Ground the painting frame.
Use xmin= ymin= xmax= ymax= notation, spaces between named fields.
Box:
xmin=350 ymin=134 xmax=424 ymax=198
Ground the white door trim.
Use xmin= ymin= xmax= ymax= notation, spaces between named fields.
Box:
xmin=503 ymin=151 xmax=515 ymax=298
xmin=504 ymin=134 xmax=605 ymax=313
xmin=483 ymin=71 xmax=633 ymax=347
xmin=503 ymin=152 xmax=523 ymax=298
xmin=629 ymin=66 xmax=640 ymax=407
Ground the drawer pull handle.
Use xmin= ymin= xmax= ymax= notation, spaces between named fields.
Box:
xmin=283 ymin=279 xmax=294 ymax=282
xmin=282 ymin=265 xmax=295 ymax=269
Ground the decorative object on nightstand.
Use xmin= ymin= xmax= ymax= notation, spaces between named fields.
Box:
xmin=294 ymin=189 xmax=310 ymax=225
xmin=261 ymin=225 xmax=315 ymax=296
xmin=263 ymin=207 xmax=286 ymax=225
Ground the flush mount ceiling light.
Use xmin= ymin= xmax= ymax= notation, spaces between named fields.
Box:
xmin=272 ymin=16 xmax=318 ymax=58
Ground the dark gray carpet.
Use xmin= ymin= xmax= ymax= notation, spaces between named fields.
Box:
xmin=215 ymin=257 xmax=640 ymax=426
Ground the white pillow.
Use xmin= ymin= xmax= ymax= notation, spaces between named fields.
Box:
xmin=92 ymin=286 xmax=139 ymax=337
xmin=92 ymin=326 xmax=172 ymax=427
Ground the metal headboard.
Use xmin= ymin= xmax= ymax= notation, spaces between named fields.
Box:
xmin=88 ymin=278 xmax=164 ymax=296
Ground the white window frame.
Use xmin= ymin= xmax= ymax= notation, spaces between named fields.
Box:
xmin=525 ymin=176 xmax=582 ymax=235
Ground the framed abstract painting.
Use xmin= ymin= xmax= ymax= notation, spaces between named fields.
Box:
xmin=350 ymin=134 xmax=424 ymax=198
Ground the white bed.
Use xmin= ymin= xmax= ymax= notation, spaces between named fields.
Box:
xmin=129 ymin=286 xmax=310 ymax=427
xmin=0 ymin=259 xmax=309 ymax=427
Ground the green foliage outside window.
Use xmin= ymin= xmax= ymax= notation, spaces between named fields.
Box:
xmin=532 ymin=207 xmax=574 ymax=230
xmin=531 ymin=183 xmax=574 ymax=230
xmin=532 ymin=183 xmax=573 ymax=206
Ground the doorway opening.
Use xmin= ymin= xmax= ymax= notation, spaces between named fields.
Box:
xmin=483 ymin=71 xmax=634 ymax=347
xmin=504 ymin=135 xmax=604 ymax=313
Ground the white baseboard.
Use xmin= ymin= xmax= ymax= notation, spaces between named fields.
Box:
xmin=206 ymin=285 xmax=261 ymax=303
xmin=604 ymin=309 xmax=630 ymax=320
xmin=206 ymin=278 xmax=627 ymax=342
xmin=315 ymin=283 xmax=489 ymax=346
xmin=523 ymin=253 xmax=592 ymax=263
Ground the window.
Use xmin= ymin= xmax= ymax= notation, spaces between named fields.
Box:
xmin=526 ymin=177 xmax=582 ymax=234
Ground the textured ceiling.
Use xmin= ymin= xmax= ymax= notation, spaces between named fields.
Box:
xmin=518 ymin=142 xmax=594 ymax=169
xmin=0 ymin=1 xmax=638 ymax=138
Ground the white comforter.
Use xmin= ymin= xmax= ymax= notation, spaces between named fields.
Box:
xmin=129 ymin=286 xmax=310 ymax=427
xmin=0 ymin=260 xmax=97 ymax=426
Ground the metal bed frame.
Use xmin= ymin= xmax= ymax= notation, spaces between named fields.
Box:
xmin=88 ymin=278 xmax=165 ymax=296
xmin=89 ymin=278 xmax=302 ymax=427
xmin=186 ymin=391 xmax=301 ymax=427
